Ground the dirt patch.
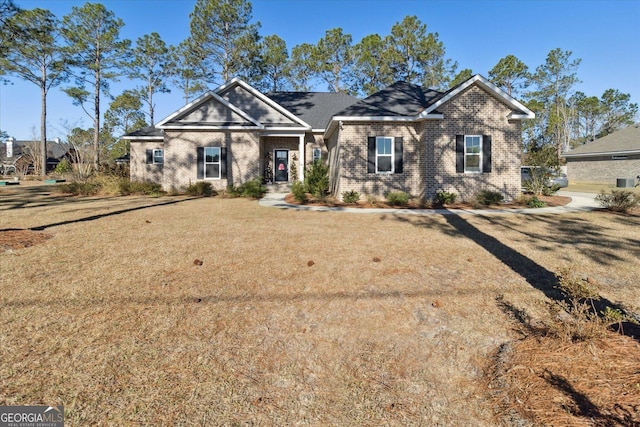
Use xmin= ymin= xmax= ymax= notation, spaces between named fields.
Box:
xmin=284 ymin=193 xmax=571 ymax=209
xmin=0 ymin=230 xmax=53 ymax=251
xmin=488 ymin=332 xmax=640 ymax=426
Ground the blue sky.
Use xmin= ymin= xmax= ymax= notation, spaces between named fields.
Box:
xmin=1 ymin=0 xmax=639 ymax=140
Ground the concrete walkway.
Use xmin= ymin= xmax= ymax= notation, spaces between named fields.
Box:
xmin=258 ymin=191 xmax=600 ymax=215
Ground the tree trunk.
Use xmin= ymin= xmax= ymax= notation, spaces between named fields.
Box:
xmin=94 ymin=68 xmax=100 ymax=170
xmin=40 ymin=79 xmax=47 ymax=177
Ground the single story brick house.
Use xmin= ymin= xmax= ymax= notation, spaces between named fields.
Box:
xmin=562 ymin=123 xmax=640 ymax=185
xmin=125 ymin=74 xmax=534 ymax=201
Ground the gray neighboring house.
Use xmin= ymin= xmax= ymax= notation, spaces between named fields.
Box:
xmin=563 ymin=123 xmax=640 ymax=185
xmin=125 ymin=74 xmax=535 ymax=201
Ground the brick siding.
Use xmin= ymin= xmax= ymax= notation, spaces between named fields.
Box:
xmin=130 ymin=141 xmax=164 ymax=184
xmin=566 ymin=155 xmax=640 ymax=184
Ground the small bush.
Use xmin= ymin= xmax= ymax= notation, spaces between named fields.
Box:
xmin=595 ymin=189 xmax=640 ymax=213
xmin=59 ymin=181 xmax=101 ymax=196
xmin=542 ymin=184 xmax=561 ymax=196
xmin=433 ymin=190 xmax=457 ymax=205
xmin=186 ymin=181 xmax=215 ymax=197
xmin=476 ymin=190 xmax=504 ymax=206
xmin=527 ymin=196 xmax=546 ymax=208
xmin=386 ymin=191 xmax=409 ymax=206
xmin=291 ymin=180 xmax=307 ymax=203
xmin=240 ymin=177 xmax=267 ymax=198
xmin=366 ymin=194 xmax=381 ymax=206
xmin=54 ymin=158 xmax=72 ymax=175
xmin=304 ymin=161 xmax=329 ymax=199
xmin=341 ymin=190 xmax=360 ymax=204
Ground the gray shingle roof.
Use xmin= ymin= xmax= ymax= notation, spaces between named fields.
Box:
xmin=125 ymin=126 xmax=164 ymax=138
xmin=564 ymin=123 xmax=640 ymax=156
xmin=334 ymin=81 xmax=444 ymax=117
xmin=266 ymin=92 xmax=359 ymax=129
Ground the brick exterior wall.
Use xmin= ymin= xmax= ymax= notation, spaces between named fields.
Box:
xmin=425 ymin=85 xmax=522 ymax=201
xmin=330 ymin=84 xmax=523 ymax=202
xmin=161 ymin=130 xmax=261 ymax=192
xmin=262 ymin=136 xmax=300 ymax=182
xmin=130 ymin=141 xmax=164 ymax=184
xmin=566 ymin=155 xmax=640 ymax=184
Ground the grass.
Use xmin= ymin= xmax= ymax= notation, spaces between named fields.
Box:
xmin=567 ymin=181 xmax=640 ymax=194
xmin=1 ymin=185 xmax=639 ymax=425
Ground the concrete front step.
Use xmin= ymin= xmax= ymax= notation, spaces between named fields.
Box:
xmin=266 ymin=183 xmax=292 ymax=193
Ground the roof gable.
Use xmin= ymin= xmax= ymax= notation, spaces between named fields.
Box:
xmin=157 ymin=78 xmax=311 ymax=130
xmin=419 ymin=74 xmax=534 ymax=119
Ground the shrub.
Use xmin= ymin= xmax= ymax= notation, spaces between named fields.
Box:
xmin=386 ymin=191 xmax=409 ymax=206
xmin=54 ymin=158 xmax=72 ymax=175
xmin=433 ymin=190 xmax=457 ymax=205
xmin=304 ymin=160 xmax=329 ymax=199
xmin=595 ymin=189 xmax=640 ymax=213
xmin=291 ymin=180 xmax=307 ymax=203
xmin=341 ymin=190 xmax=360 ymax=204
xmin=186 ymin=181 xmax=215 ymax=197
xmin=476 ymin=190 xmax=504 ymax=206
xmin=542 ymin=184 xmax=561 ymax=196
xmin=59 ymin=181 xmax=101 ymax=196
xmin=527 ymin=196 xmax=546 ymax=208
xmin=240 ymin=177 xmax=267 ymax=198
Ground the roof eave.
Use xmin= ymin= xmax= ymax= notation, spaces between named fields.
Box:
xmin=563 ymin=149 xmax=640 ymax=158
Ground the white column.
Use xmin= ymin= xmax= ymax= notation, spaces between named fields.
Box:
xmin=298 ymin=134 xmax=305 ymax=182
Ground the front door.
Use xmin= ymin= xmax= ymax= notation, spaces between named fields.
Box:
xmin=274 ymin=150 xmax=289 ymax=182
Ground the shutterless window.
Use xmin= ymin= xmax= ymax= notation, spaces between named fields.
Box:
xmin=376 ymin=136 xmax=393 ymax=173
xmin=465 ymin=135 xmax=482 ymax=173
xmin=204 ymin=147 xmax=220 ymax=179
xmin=313 ymin=148 xmax=322 ymax=162
xmin=153 ymin=149 xmax=163 ymax=164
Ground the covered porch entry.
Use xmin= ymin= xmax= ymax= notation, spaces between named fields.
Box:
xmin=261 ymin=134 xmax=305 ymax=184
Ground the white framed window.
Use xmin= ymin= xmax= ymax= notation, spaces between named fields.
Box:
xmin=204 ymin=147 xmax=221 ymax=179
xmin=464 ymin=135 xmax=482 ymax=173
xmin=376 ymin=136 xmax=394 ymax=173
xmin=153 ymin=149 xmax=164 ymax=164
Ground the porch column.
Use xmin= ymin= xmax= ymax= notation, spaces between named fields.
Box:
xmin=298 ymin=134 xmax=305 ymax=182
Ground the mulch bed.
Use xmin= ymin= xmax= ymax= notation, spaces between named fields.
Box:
xmin=284 ymin=194 xmax=572 ymax=210
xmin=488 ymin=332 xmax=640 ymax=426
xmin=0 ymin=230 xmax=53 ymax=251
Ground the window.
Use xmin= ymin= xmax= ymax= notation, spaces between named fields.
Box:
xmin=464 ymin=135 xmax=481 ymax=173
xmin=312 ymin=148 xmax=322 ymax=162
xmin=456 ymin=134 xmax=491 ymax=173
xmin=204 ymin=147 xmax=220 ymax=179
xmin=153 ymin=149 xmax=163 ymax=164
xmin=376 ymin=136 xmax=394 ymax=173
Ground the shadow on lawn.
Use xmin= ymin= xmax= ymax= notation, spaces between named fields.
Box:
xmin=384 ymin=211 xmax=637 ymax=329
xmin=0 ymin=196 xmax=195 ymax=232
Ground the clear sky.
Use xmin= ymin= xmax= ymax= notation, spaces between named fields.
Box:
xmin=1 ymin=0 xmax=639 ymax=140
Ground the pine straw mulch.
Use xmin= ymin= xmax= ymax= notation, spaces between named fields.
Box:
xmin=0 ymin=230 xmax=53 ymax=251
xmin=284 ymin=194 xmax=571 ymax=210
xmin=488 ymin=331 xmax=640 ymax=426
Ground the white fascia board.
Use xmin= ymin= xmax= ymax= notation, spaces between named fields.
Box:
xmin=122 ymin=136 xmax=164 ymax=141
xmin=261 ymin=130 xmax=307 ymax=137
xmin=332 ymin=115 xmax=417 ymax=122
xmin=216 ymin=78 xmax=312 ymax=130
xmin=159 ymin=125 xmax=263 ymax=131
xmin=563 ymin=149 xmax=640 ymax=158
xmin=419 ymin=74 xmax=535 ymax=119
xmin=156 ymin=91 xmax=215 ymax=127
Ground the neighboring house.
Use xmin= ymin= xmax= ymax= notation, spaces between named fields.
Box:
xmin=125 ymin=74 xmax=534 ymax=201
xmin=0 ymin=137 xmax=70 ymax=174
xmin=563 ymin=123 xmax=640 ymax=185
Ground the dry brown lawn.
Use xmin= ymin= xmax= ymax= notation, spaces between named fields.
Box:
xmin=1 ymin=185 xmax=639 ymax=426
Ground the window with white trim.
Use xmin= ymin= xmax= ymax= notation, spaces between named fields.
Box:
xmin=464 ymin=135 xmax=482 ymax=173
xmin=204 ymin=147 xmax=221 ymax=179
xmin=376 ymin=136 xmax=394 ymax=173
xmin=153 ymin=149 xmax=164 ymax=164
